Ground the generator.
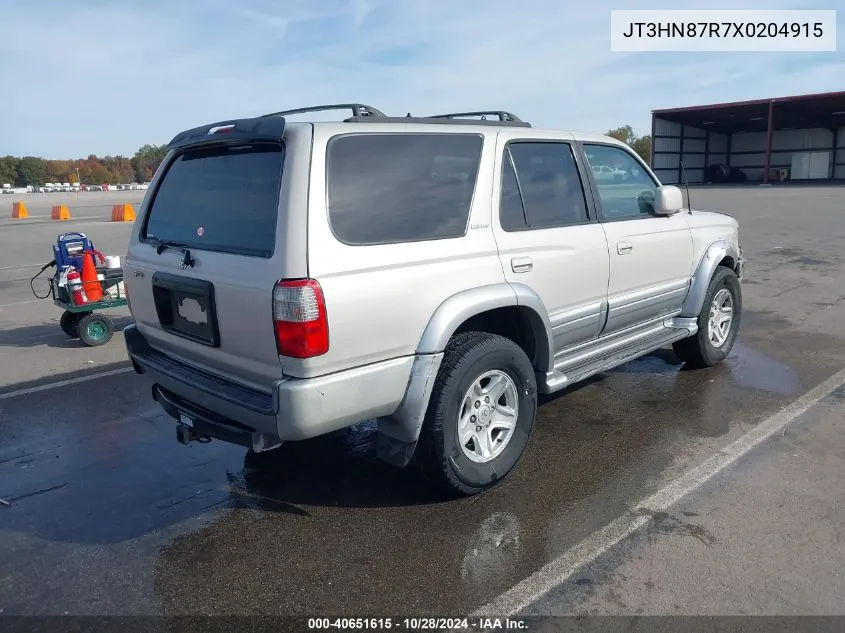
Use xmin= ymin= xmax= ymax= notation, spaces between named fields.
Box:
xmin=53 ymin=232 xmax=96 ymax=271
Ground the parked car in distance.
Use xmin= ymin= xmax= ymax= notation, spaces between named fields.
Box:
xmin=592 ymin=164 xmax=629 ymax=182
xmin=591 ymin=164 xmax=617 ymax=181
xmin=123 ymin=104 xmax=744 ymax=496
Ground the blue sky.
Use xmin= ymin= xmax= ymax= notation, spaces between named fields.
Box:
xmin=0 ymin=0 xmax=842 ymax=158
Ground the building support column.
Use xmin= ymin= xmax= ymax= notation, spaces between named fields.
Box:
xmin=677 ymin=124 xmax=685 ymax=184
xmin=726 ymin=133 xmax=732 ymax=167
xmin=763 ymin=100 xmax=775 ymax=184
xmin=650 ymin=114 xmax=656 ymax=169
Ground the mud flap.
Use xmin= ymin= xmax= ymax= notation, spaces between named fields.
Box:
xmin=376 ymin=352 xmax=444 ymax=467
xmin=375 ymin=435 xmax=417 ymax=468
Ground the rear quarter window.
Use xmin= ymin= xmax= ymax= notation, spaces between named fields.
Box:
xmin=326 ymin=133 xmax=483 ymax=245
xmin=143 ymin=143 xmax=284 ymax=257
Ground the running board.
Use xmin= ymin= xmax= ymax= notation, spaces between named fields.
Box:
xmin=538 ymin=319 xmax=697 ymax=394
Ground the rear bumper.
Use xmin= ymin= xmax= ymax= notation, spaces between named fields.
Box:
xmin=124 ymin=324 xmax=414 ymax=444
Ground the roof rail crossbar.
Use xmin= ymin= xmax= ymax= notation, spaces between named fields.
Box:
xmin=260 ymin=103 xmax=387 ymax=119
xmin=343 ymin=115 xmax=531 ymax=127
xmin=428 ymin=111 xmax=524 ymax=123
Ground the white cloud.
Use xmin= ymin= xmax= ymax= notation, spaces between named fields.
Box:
xmin=353 ymin=0 xmax=373 ymax=27
xmin=224 ymin=6 xmax=288 ymax=36
xmin=0 ymin=0 xmax=842 ymax=157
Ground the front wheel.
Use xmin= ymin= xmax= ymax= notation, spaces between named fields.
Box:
xmin=673 ymin=266 xmax=742 ymax=368
xmin=414 ymin=332 xmax=537 ymax=497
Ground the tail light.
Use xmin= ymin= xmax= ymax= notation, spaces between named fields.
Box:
xmin=273 ymin=279 xmax=329 ymax=358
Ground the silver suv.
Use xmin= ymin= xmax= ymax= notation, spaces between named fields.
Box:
xmin=123 ymin=103 xmax=743 ymax=496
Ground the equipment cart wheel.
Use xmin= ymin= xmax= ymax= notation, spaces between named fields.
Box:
xmin=77 ymin=313 xmax=115 ymax=347
xmin=60 ymin=310 xmax=83 ymax=338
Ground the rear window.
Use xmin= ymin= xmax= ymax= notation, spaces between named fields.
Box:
xmin=143 ymin=143 xmax=284 ymax=257
xmin=327 ymin=133 xmax=483 ymax=245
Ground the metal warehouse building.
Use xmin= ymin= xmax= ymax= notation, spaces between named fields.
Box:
xmin=651 ymin=90 xmax=845 ymax=185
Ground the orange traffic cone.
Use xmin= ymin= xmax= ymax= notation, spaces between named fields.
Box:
xmin=81 ymin=251 xmax=103 ymax=302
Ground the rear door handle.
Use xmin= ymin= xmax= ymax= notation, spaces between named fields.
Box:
xmin=617 ymin=241 xmax=633 ymax=255
xmin=511 ymin=257 xmax=533 ymax=273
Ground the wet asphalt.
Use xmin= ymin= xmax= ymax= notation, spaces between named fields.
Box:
xmin=523 ymin=382 xmax=845 ymax=617
xmin=1 ymin=186 xmax=844 ymax=616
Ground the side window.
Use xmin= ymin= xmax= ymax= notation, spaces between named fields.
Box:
xmin=583 ymin=144 xmax=658 ymax=220
xmin=500 ymin=142 xmax=589 ymax=231
xmin=327 ymin=133 xmax=483 ymax=245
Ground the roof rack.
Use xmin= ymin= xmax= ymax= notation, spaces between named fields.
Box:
xmin=345 ymin=111 xmax=531 ymax=128
xmin=428 ymin=110 xmax=525 ymax=123
xmin=261 ymin=103 xmax=387 ymax=119
xmin=259 ymin=103 xmax=531 ymax=127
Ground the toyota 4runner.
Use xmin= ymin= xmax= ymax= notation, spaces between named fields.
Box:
xmin=123 ymin=103 xmax=744 ymax=496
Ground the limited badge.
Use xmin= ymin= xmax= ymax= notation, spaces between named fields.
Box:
xmin=196 ymin=226 xmax=205 ymax=237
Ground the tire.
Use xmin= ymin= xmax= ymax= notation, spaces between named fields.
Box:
xmin=673 ymin=266 xmax=742 ymax=368
xmin=77 ymin=313 xmax=115 ymax=347
xmin=414 ymin=331 xmax=538 ymax=497
xmin=60 ymin=310 xmax=82 ymax=338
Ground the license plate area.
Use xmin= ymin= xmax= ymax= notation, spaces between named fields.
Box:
xmin=152 ymin=272 xmax=220 ymax=347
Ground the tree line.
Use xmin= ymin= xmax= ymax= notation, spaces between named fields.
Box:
xmin=605 ymin=126 xmax=652 ymax=164
xmin=1 ymin=126 xmax=652 ymax=188
xmin=0 ymin=144 xmax=168 ymax=187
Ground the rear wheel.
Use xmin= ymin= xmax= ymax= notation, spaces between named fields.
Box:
xmin=414 ymin=332 xmax=537 ymax=497
xmin=673 ymin=266 xmax=742 ymax=368
xmin=60 ymin=310 xmax=82 ymax=338
xmin=77 ymin=313 xmax=115 ymax=347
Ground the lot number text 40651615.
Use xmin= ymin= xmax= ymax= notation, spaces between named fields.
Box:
xmin=307 ymin=617 xmax=528 ymax=630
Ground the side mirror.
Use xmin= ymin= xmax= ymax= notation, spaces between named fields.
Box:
xmin=654 ymin=185 xmax=684 ymax=215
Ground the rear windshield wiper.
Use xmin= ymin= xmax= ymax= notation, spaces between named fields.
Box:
xmin=147 ymin=237 xmax=187 ymax=254
xmin=147 ymin=237 xmax=195 ymax=268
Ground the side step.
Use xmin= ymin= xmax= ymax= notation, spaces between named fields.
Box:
xmin=539 ymin=322 xmax=696 ymax=394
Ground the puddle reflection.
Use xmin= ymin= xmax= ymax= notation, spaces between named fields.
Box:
xmin=727 ymin=342 xmax=799 ymax=396
xmin=461 ymin=512 xmax=522 ymax=594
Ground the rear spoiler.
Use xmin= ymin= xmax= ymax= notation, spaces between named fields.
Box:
xmin=166 ymin=116 xmax=286 ymax=152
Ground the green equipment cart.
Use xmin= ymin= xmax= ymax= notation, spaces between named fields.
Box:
xmin=49 ymin=271 xmax=127 ymax=347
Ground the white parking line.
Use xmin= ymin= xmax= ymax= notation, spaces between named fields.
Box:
xmin=0 ymin=264 xmax=49 ymax=271
xmin=0 ymin=299 xmax=43 ymax=309
xmin=0 ymin=367 xmax=135 ymax=400
xmin=473 ymin=365 xmax=845 ymax=617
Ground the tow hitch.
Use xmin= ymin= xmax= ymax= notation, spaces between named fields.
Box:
xmin=176 ymin=424 xmax=211 ymax=445
xmin=152 ymin=383 xmax=282 ymax=452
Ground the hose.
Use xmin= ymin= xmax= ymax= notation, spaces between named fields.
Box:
xmin=30 ymin=260 xmax=56 ymax=299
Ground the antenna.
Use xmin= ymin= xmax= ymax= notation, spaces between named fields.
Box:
xmin=680 ymin=161 xmax=693 ymax=215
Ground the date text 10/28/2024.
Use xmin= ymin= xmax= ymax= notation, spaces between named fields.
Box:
xmin=308 ymin=618 xmax=528 ymax=630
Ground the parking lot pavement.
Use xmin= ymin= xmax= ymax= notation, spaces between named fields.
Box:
xmin=519 ymin=384 xmax=845 ymax=616
xmin=0 ymin=192 xmax=139 ymax=387
xmin=688 ymin=185 xmax=845 ymax=335
xmin=1 ymin=185 xmax=844 ymax=617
